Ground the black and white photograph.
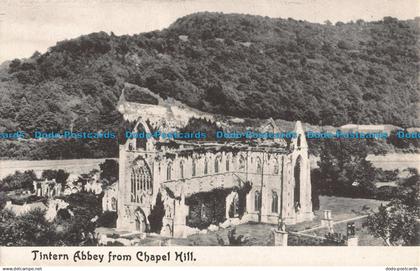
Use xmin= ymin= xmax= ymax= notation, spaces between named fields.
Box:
xmin=0 ymin=0 xmax=419 ymax=267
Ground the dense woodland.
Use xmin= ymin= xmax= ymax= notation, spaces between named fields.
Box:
xmin=0 ymin=13 xmax=419 ymax=158
xmin=1 ymin=13 xmax=419 ymax=129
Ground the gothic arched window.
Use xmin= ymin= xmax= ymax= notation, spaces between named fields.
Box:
xmin=167 ymin=161 xmax=172 ymax=181
xmin=111 ymin=197 xmax=117 ymax=211
xmin=256 ymin=157 xmax=262 ymax=174
xmin=192 ymin=159 xmax=196 ymax=177
xmin=254 ymin=190 xmax=261 ymax=212
xmin=271 ymin=191 xmax=279 ymax=213
xmin=130 ymin=169 xmax=136 ymax=202
xmin=239 ymin=155 xmax=245 ymax=170
xmin=226 ymin=157 xmax=230 ymax=171
xmin=294 ymin=156 xmax=302 ymax=206
xmin=204 ymin=158 xmax=208 ymax=175
xmin=214 ymin=157 xmax=220 ymax=173
xmin=274 ymin=161 xmax=279 ymax=175
xmin=130 ymin=158 xmax=153 ymax=203
xmin=180 ymin=160 xmax=184 ymax=179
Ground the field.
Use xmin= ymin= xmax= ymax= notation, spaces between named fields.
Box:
xmin=311 ymin=153 xmax=420 ymax=171
xmin=0 ymin=158 xmax=114 ymax=179
xmin=366 ymin=153 xmax=420 ymax=171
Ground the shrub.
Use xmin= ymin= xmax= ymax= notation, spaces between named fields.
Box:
xmin=97 ymin=211 xmax=118 ymax=228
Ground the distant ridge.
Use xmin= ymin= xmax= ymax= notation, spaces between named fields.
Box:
xmin=0 ymin=12 xmax=418 ymax=136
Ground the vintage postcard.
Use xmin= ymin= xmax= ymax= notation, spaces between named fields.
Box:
xmin=0 ymin=0 xmax=419 ymax=268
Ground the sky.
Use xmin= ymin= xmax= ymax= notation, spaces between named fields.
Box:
xmin=0 ymin=0 xmax=418 ymax=63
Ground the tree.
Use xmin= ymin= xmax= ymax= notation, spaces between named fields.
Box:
xmin=205 ymin=83 xmax=226 ymax=105
xmin=41 ymin=169 xmax=70 ymax=184
xmin=0 ymin=209 xmax=19 ymax=245
xmin=99 ymin=159 xmax=119 ymax=185
xmin=31 ymin=51 xmax=42 ymax=59
xmin=316 ymin=139 xmax=379 ymax=198
xmin=35 ymin=112 xmax=63 ymax=132
xmin=55 ymin=169 xmax=70 ymax=185
xmin=76 ymin=172 xmax=96 ymax=188
xmin=395 ymin=168 xmax=420 ymax=209
xmin=324 ymin=20 xmax=332 ymax=26
xmin=0 ymin=208 xmax=56 ymax=246
xmin=180 ymin=117 xmax=223 ymax=141
xmin=148 ymin=192 xmax=165 ymax=233
xmin=366 ymin=200 xmax=418 ymax=246
xmin=1 ymin=170 xmax=38 ymax=192
xmin=310 ymin=169 xmax=321 ymax=210
xmin=15 ymin=105 xmax=39 ymax=133
xmin=0 ymin=96 xmax=16 ymax=119
xmin=97 ymin=211 xmax=118 ymax=228
xmin=227 ymin=227 xmax=251 ymax=246
xmin=366 ymin=169 xmax=419 ymax=245
xmin=54 ymin=192 xmax=101 ymax=245
xmin=8 ymin=59 xmax=21 ymax=73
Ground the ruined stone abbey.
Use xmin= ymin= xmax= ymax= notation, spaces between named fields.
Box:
xmin=114 ymin=118 xmax=313 ymax=238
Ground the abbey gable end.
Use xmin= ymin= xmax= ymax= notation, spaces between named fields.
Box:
xmin=114 ymin=118 xmax=313 ymax=238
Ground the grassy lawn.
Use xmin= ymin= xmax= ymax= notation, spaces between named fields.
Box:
xmin=183 ymin=222 xmax=274 ymax=246
xmin=288 ymin=196 xmax=387 ymax=232
xmin=293 ymin=196 xmax=388 ymax=246
xmin=180 ymin=196 xmax=387 ymax=246
xmin=308 ymin=217 xmax=385 ymax=246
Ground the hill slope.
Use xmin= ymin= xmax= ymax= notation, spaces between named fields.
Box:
xmin=0 ymin=12 xmax=419 ymax=135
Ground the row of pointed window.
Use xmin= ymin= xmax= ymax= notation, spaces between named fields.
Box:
xmin=254 ymin=191 xmax=279 ymax=213
xmin=166 ymin=156 xmax=282 ymax=181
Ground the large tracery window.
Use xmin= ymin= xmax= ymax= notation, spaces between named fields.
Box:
xmin=130 ymin=159 xmax=153 ymax=203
